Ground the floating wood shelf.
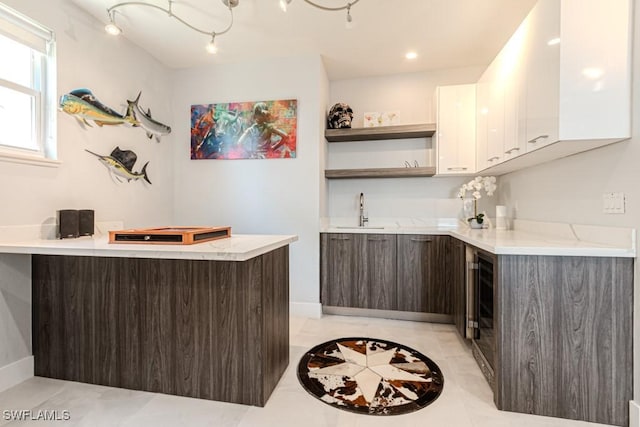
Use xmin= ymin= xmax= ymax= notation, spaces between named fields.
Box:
xmin=325 ymin=123 xmax=436 ymax=142
xmin=325 ymin=167 xmax=436 ymax=179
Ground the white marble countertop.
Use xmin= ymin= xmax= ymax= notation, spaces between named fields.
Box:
xmin=0 ymin=234 xmax=299 ymax=261
xmin=321 ymin=220 xmax=636 ymax=258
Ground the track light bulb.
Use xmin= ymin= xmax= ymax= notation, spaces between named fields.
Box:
xmin=105 ymin=11 xmax=122 ymax=35
xmin=279 ymin=0 xmax=292 ymax=12
xmin=206 ymin=34 xmax=218 ymax=54
xmin=105 ymin=22 xmax=122 ymax=35
xmin=345 ymin=6 xmax=354 ymax=29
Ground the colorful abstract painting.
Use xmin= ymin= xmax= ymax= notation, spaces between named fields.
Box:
xmin=191 ymin=99 xmax=297 ymax=159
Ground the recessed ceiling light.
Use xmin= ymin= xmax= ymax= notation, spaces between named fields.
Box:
xmin=405 ymin=52 xmax=418 ymax=60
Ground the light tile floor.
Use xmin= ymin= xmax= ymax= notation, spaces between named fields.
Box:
xmin=0 ymin=315 xmax=612 ymax=427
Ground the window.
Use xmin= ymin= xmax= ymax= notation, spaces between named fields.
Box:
xmin=0 ymin=3 xmax=56 ymax=165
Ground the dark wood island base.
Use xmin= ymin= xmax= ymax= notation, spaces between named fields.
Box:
xmin=32 ymin=246 xmax=289 ymax=407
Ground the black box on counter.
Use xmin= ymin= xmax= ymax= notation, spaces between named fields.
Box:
xmin=57 ymin=209 xmax=94 ymax=239
xmin=79 ymin=209 xmax=95 ymax=236
xmin=58 ymin=210 xmax=79 ymax=239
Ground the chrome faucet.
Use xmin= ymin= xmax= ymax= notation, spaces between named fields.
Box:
xmin=359 ymin=192 xmax=369 ymax=227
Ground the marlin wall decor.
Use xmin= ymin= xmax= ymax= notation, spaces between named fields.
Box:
xmin=59 ymin=88 xmax=172 ymax=142
xmin=86 ymin=146 xmax=151 ymax=185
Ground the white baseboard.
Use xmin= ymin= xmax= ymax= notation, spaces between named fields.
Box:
xmin=290 ymin=302 xmax=322 ymax=318
xmin=0 ymin=356 xmax=33 ymax=393
xmin=630 ymin=400 xmax=640 ymax=427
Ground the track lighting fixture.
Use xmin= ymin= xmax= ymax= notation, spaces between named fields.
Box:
xmin=104 ymin=0 xmax=237 ymax=53
xmin=280 ymin=0 xmax=360 ymax=27
xmin=104 ymin=0 xmax=360 ymax=55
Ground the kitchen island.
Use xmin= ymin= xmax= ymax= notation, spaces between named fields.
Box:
xmin=0 ymin=233 xmax=297 ymax=407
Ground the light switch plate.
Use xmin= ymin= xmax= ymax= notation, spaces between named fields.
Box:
xmin=603 ymin=192 xmax=625 ymax=214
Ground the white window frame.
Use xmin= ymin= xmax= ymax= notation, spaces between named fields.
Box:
xmin=0 ymin=3 xmax=58 ymax=167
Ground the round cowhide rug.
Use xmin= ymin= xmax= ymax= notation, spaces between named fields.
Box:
xmin=297 ymin=337 xmax=444 ymax=416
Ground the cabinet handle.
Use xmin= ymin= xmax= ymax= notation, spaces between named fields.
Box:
xmin=330 ymin=236 xmax=350 ymax=241
xmin=367 ymin=237 xmax=390 ymax=241
xmin=447 ymin=167 xmax=468 ymax=171
xmin=410 ymin=238 xmax=433 ymax=242
xmin=487 ymin=156 xmax=500 ymax=162
xmin=504 ymin=147 xmax=520 ymax=154
xmin=528 ymin=135 xmax=549 ymax=144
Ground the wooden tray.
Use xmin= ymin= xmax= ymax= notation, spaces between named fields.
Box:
xmin=108 ymin=226 xmax=231 ymax=245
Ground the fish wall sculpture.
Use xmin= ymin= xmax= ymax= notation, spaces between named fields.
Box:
xmin=59 ymin=88 xmax=127 ymax=128
xmin=126 ymin=92 xmax=172 ymax=142
xmin=60 ymin=88 xmax=172 ymax=143
xmin=86 ymin=147 xmax=151 ymax=184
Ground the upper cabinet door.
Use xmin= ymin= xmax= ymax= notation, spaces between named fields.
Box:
xmin=475 ymin=74 xmax=490 ymax=172
xmin=436 ymin=84 xmax=477 ymax=175
xmin=558 ymin=0 xmax=631 ymax=141
xmin=502 ymin=20 xmax=528 ymax=161
xmin=486 ymin=59 xmax=505 ymax=167
xmin=524 ymin=0 xmax=560 ymax=153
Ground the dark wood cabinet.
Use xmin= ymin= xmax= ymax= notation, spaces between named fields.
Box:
xmin=494 ymin=255 xmax=632 ymax=426
xmin=359 ymin=234 xmax=397 ymax=310
xmin=396 ymin=235 xmax=451 ymax=314
xmin=33 ymin=248 xmax=290 ymax=407
xmin=431 ymin=236 xmax=453 ymax=313
xmin=320 ymin=233 xmax=357 ymax=307
xmin=450 ymin=238 xmax=466 ymax=337
xmin=322 ymin=232 xmax=633 ymax=426
xmin=322 ymin=233 xmax=452 ymax=315
xmin=321 ymin=233 xmax=397 ymax=310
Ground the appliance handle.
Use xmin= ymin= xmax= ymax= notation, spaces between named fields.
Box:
xmin=465 ymin=248 xmax=478 ymax=339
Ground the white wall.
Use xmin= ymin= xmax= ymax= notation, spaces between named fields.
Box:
xmin=327 ymin=66 xmax=495 ymax=223
xmin=170 ymin=55 xmax=326 ymax=306
xmin=0 ymin=0 xmax=175 ymax=229
xmin=0 ymin=0 xmax=174 ymax=375
xmin=497 ymin=0 xmax=640 ymax=415
xmin=330 ymin=66 xmax=485 ymax=128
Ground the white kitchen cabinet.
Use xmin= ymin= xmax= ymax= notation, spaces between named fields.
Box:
xmin=435 ymin=84 xmax=476 ymax=176
xmin=523 ymin=0 xmax=559 ymax=153
xmin=475 ymin=75 xmax=489 ymax=172
xmin=478 ymin=0 xmax=631 ymax=175
xmin=486 ymin=60 xmax=505 ymax=168
xmin=476 ymin=57 xmax=505 ymax=170
xmin=479 ymin=12 xmax=528 ymax=167
xmin=502 ymin=21 xmax=528 ymax=162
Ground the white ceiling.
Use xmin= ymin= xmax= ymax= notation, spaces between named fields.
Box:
xmin=72 ymin=0 xmax=537 ymax=80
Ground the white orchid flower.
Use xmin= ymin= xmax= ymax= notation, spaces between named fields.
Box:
xmin=458 ymin=176 xmax=497 ymax=201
